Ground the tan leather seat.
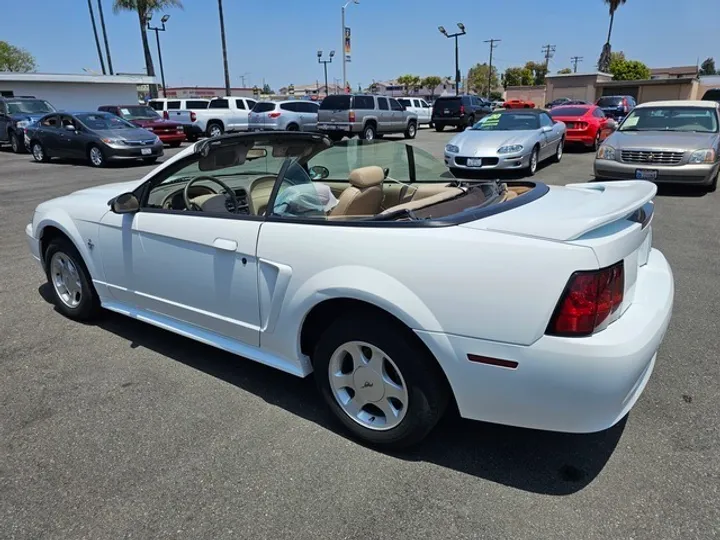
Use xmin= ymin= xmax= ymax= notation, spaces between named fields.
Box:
xmin=329 ymin=166 xmax=384 ymax=217
xmin=379 ymin=187 xmax=464 ymax=215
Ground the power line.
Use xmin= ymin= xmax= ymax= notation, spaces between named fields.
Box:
xmin=571 ymin=56 xmax=584 ymax=73
xmin=541 ymin=44 xmax=556 ymax=71
xmin=484 ymin=38 xmax=501 ymax=98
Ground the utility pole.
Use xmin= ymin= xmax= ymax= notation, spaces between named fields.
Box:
xmin=96 ymin=0 xmax=113 ymax=75
xmin=571 ymin=56 xmax=584 ymax=73
xmin=86 ymin=0 xmax=106 ymax=75
xmin=484 ymin=38 xmax=501 ymax=98
xmin=218 ymin=0 xmax=231 ymax=96
xmin=541 ymin=44 xmax=556 ymax=71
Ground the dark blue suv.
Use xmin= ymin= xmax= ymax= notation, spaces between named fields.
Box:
xmin=0 ymin=96 xmax=57 ymax=153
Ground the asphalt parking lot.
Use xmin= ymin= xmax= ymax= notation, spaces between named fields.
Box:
xmin=1 ymin=129 xmax=718 ymax=540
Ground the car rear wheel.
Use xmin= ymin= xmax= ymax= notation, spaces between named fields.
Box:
xmin=88 ymin=145 xmax=106 ymax=168
xmin=313 ymin=315 xmax=449 ymax=449
xmin=286 ymin=123 xmax=299 ymax=131
xmin=404 ymin=121 xmax=417 ymax=139
xmin=434 ymin=124 xmax=444 ymax=132
xmin=207 ymin=122 xmax=224 ymax=138
xmin=361 ymin=123 xmax=376 ymax=141
xmin=45 ymin=238 xmax=100 ymax=321
xmin=31 ymin=141 xmax=49 ymax=163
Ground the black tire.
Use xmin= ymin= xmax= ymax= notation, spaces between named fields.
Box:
xmin=30 ymin=140 xmax=49 ymax=163
xmin=44 ymin=238 xmax=100 ymax=321
xmin=286 ymin=123 xmax=299 ymax=131
xmin=169 ymin=141 xmax=182 ymax=148
xmin=313 ymin=314 xmax=449 ymax=449
xmin=404 ymin=121 xmax=417 ymax=139
xmin=466 ymin=115 xmax=475 ymax=128
xmin=450 ymin=167 xmax=466 ymax=178
xmin=527 ymin=146 xmax=539 ymax=176
xmin=206 ymin=121 xmax=224 ymax=138
xmin=360 ymin=123 xmax=376 ymax=141
xmin=327 ymin=133 xmax=343 ymax=142
xmin=10 ymin=131 xmax=25 ymax=153
xmin=429 ymin=121 xmax=434 ymax=129
xmin=143 ymin=157 xmax=158 ymax=165
xmin=552 ymin=137 xmax=564 ymax=163
xmin=87 ymin=144 xmax=106 ymax=168
xmin=434 ymin=124 xmax=445 ymax=132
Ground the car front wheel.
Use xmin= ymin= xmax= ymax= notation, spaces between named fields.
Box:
xmin=313 ymin=315 xmax=449 ymax=449
xmin=88 ymin=145 xmax=106 ymax=167
xmin=10 ymin=131 xmax=25 ymax=153
xmin=527 ymin=147 xmax=539 ymax=176
xmin=552 ymin=138 xmax=564 ymax=163
xmin=45 ymin=238 xmax=100 ymax=321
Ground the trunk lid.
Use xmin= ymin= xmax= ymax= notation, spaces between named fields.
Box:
xmin=461 ymin=180 xmax=656 ymax=311
xmin=318 ymin=95 xmax=352 ymax=123
xmin=165 ymin=109 xmax=194 ymax=124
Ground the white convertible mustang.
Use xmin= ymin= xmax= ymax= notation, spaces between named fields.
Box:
xmin=26 ymin=132 xmax=674 ymax=448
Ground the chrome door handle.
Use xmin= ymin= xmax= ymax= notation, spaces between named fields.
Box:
xmin=213 ymin=238 xmax=238 ymax=251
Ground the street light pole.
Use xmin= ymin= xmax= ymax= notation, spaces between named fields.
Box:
xmin=439 ymin=23 xmax=466 ymax=95
xmin=341 ymin=0 xmax=359 ymax=91
xmin=317 ymin=50 xmax=335 ymax=97
xmin=147 ymin=14 xmax=170 ymax=98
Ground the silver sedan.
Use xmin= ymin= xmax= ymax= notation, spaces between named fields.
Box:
xmin=444 ymin=109 xmax=566 ymax=176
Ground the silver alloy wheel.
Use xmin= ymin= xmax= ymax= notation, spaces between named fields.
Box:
xmin=328 ymin=340 xmax=409 ymax=431
xmin=364 ymin=126 xmax=374 ymax=140
xmin=408 ymin=123 xmax=416 ymax=137
xmin=50 ymin=252 xmax=82 ymax=309
xmin=11 ymin=134 xmax=19 ymax=152
xmin=530 ymin=149 xmax=538 ymax=173
xmin=556 ymin=140 xmax=563 ymax=160
xmin=209 ymin=124 xmax=223 ymax=137
xmin=89 ymin=146 xmax=103 ymax=166
xmin=32 ymin=143 xmax=43 ymax=162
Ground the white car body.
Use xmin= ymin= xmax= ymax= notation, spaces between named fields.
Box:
xmin=169 ymin=97 xmax=258 ymax=137
xmin=26 ymin=135 xmax=674 ymax=444
xmin=397 ymin=97 xmax=433 ymax=126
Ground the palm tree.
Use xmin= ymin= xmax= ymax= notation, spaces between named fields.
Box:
xmin=598 ymin=0 xmax=626 ymax=71
xmin=113 ymin=0 xmax=183 ymax=97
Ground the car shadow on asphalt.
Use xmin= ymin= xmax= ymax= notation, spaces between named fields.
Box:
xmin=39 ymin=284 xmax=626 ymax=496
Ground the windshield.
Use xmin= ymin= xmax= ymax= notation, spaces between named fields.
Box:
xmin=472 ymin=112 xmax=539 ymax=131
xmin=76 ymin=113 xmax=137 ymax=130
xmin=319 ymin=95 xmax=351 ymax=110
xmin=550 ymin=107 xmax=590 ymax=117
xmin=118 ymin=106 xmax=161 ymax=120
xmin=308 ymin=139 xmax=452 ymax=183
xmin=597 ymin=97 xmax=624 ymax=107
xmin=619 ymin=107 xmax=719 ymax=133
xmin=6 ymin=100 xmax=55 ymax=115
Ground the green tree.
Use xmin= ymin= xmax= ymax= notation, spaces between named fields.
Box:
xmin=700 ymin=57 xmax=716 ymax=76
xmin=113 ymin=0 xmax=183 ymax=98
xmin=466 ymin=63 xmax=499 ymax=96
xmin=262 ymin=83 xmax=273 ymax=94
xmin=421 ymin=75 xmax=442 ymax=99
xmin=489 ymin=90 xmax=503 ymax=101
xmin=557 ymin=68 xmax=573 ymax=74
xmin=0 ymin=41 xmax=36 ymax=72
xmin=524 ymin=61 xmax=548 ymax=85
xmin=503 ymin=67 xmax=524 ymax=87
xmin=396 ymin=74 xmax=421 ymax=94
xmin=609 ymin=55 xmax=651 ymax=80
xmin=520 ymin=67 xmax=534 ymax=86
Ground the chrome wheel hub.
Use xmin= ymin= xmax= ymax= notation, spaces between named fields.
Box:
xmin=328 ymin=341 xmax=409 ymax=431
xmin=32 ymin=144 xmax=43 ymax=161
xmin=530 ymin=152 xmax=537 ymax=172
xmin=90 ymin=147 xmax=103 ymax=166
xmin=210 ymin=126 xmax=222 ymax=137
xmin=365 ymin=128 xmax=374 ymax=140
xmin=557 ymin=142 xmax=563 ymax=159
xmin=50 ymin=252 xmax=82 ymax=308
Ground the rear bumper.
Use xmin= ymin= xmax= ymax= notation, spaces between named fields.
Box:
xmin=594 ymin=159 xmax=718 ymax=185
xmin=416 ymin=248 xmax=674 ymax=433
xmin=432 ymin=115 xmax=467 ymax=127
xmin=248 ymin=122 xmax=283 ymax=131
xmin=317 ymin=122 xmax=357 ymax=135
xmin=565 ymin=131 xmax=596 ymax=146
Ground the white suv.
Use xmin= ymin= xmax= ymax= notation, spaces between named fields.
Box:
xmin=397 ymin=97 xmax=432 ymax=127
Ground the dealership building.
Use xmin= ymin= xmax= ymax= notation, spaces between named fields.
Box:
xmin=0 ymin=72 xmax=157 ymax=110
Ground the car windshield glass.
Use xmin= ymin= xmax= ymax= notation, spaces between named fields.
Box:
xmin=472 ymin=112 xmax=540 ymax=131
xmin=6 ymin=100 xmax=55 ymax=114
xmin=319 ymin=95 xmax=351 ymax=110
xmin=619 ymin=107 xmax=719 ymax=133
xmin=597 ymin=97 xmax=623 ymax=107
xmin=76 ymin=113 xmax=136 ymax=130
xmin=119 ymin=106 xmax=160 ymax=120
xmin=550 ymin=107 xmax=590 ymax=117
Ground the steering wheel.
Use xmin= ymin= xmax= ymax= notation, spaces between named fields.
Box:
xmin=183 ymin=175 xmax=239 ymax=213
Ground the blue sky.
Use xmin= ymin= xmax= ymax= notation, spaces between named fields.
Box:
xmin=3 ymin=0 xmax=716 ymax=89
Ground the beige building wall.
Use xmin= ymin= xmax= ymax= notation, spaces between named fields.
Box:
xmin=505 ymin=85 xmax=547 ymax=106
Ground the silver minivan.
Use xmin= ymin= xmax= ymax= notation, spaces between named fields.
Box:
xmin=248 ymin=100 xmax=320 ymax=132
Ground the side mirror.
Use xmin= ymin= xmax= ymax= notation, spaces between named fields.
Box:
xmin=109 ymin=192 xmax=140 ymax=214
xmin=309 ymin=165 xmax=330 ymax=180
xmin=542 ymin=125 xmax=553 ymax=133
xmin=65 ymin=124 xmax=76 ymax=131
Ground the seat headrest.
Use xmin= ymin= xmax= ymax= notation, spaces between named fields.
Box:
xmin=348 ymin=166 xmax=384 ymax=188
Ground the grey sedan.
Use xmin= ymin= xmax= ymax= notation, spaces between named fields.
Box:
xmin=26 ymin=111 xmax=163 ymax=167
xmin=594 ymin=100 xmax=720 ymax=192
xmin=444 ymin=109 xmax=566 ymax=176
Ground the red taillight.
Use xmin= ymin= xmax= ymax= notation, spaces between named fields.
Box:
xmin=163 ymin=110 xmax=169 ymax=120
xmin=268 ymin=112 xmax=281 ymax=118
xmin=579 ymin=121 xmax=588 ymax=130
xmin=349 ymin=110 xmax=356 ymax=122
xmin=460 ymin=105 xmax=465 ymax=115
xmin=546 ymin=261 xmax=625 ymax=336
xmin=190 ymin=111 xmax=197 ymax=122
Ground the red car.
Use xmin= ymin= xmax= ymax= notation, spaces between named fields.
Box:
xmin=503 ymin=99 xmax=535 ymax=109
xmin=548 ymin=104 xmax=616 ymax=150
xmin=98 ymin=105 xmax=186 ymax=147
